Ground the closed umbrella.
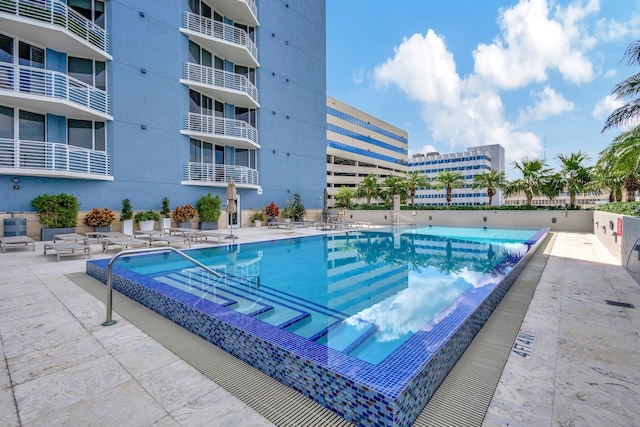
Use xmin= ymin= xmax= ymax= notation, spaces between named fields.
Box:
xmin=322 ymin=187 xmax=329 ymax=229
xmin=225 ymin=179 xmax=237 ymax=239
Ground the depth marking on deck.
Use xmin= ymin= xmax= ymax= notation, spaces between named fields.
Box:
xmin=511 ymin=329 xmax=536 ymax=359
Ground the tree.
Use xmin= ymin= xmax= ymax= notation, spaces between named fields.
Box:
xmin=603 ymin=40 xmax=640 ymax=132
xmin=557 ymin=151 xmax=592 ymax=206
xmin=432 ymin=170 xmax=466 ymax=206
xmin=598 ymin=128 xmax=640 ymax=201
xmin=506 ymin=158 xmax=553 ymax=205
xmin=356 ymin=173 xmax=381 ymax=205
xmin=590 ymin=151 xmax=625 ymax=202
xmin=381 ymin=175 xmax=409 ymax=205
xmin=334 ymin=186 xmax=356 ymax=209
xmin=406 ymin=171 xmax=430 ymax=206
xmin=472 ymin=170 xmax=507 ymax=206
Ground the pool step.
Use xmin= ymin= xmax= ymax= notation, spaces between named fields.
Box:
xmin=314 ymin=318 xmax=378 ymax=354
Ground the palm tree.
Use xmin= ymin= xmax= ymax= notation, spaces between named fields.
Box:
xmin=406 ymin=171 xmax=430 ymax=206
xmin=334 ymin=186 xmax=356 ymax=209
xmin=603 ymin=40 xmax=640 ymax=131
xmin=381 ymin=175 xmax=409 ymax=205
xmin=557 ymin=151 xmax=592 ymax=206
xmin=600 ymin=128 xmax=640 ymax=201
xmin=590 ymin=153 xmax=625 ymax=202
xmin=507 ymin=158 xmax=553 ymax=205
xmin=355 ymin=173 xmax=381 ymax=206
xmin=432 ymin=169 xmax=466 ymax=206
xmin=472 ymin=170 xmax=507 ymax=206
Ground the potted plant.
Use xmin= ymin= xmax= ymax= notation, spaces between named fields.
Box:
xmin=264 ymin=202 xmax=280 ymax=224
xmin=173 ymin=204 xmax=196 ymax=228
xmin=84 ymin=207 xmax=115 ymax=232
xmin=31 ymin=193 xmax=79 ymax=241
xmin=281 ymin=206 xmax=293 ymax=223
xmin=250 ymin=209 xmax=264 ymax=227
xmin=160 ymin=197 xmax=171 ymax=230
xmin=196 ymin=193 xmax=222 ymax=230
xmin=134 ymin=210 xmax=160 ymax=231
xmin=121 ymin=198 xmax=134 ymax=235
xmin=290 ymin=192 xmax=306 ymax=221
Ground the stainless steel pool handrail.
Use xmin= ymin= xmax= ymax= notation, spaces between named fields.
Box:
xmin=102 ymin=246 xmax=223 ymax=326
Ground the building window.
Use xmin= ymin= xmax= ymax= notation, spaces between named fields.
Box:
xmin=18 ymin=41 xmax=44 ymax=68
xmin=235 ymin=148 xmax=256 ymax=169
xmin=68 ymin=57 xmax=106 ymax=90
xmin=0 ymin=34 xmax=13 ymax=64
xmin=189 ymin=90 xmax=213 ymax=115
xmin=19 ymin=110 xmax=45 ymax=141
xmin=68 ymin=0 xmax=106 ymax=29
xmin=188 ymin=41 xmax=212 ymax=67
xmin=189 ymin=0 xmax=212 ymax=18
xmin=0 ymin=105 xmax=14 ymax=138
xmin=235 ymin=107 xmax=256 ymax=127
xmin=68 ymin=119 xmax=106 ymax=150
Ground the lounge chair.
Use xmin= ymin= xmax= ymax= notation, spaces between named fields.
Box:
xmin=201 ymin=230 xmax=235 ymax=243
xmin=102 ymin=237 xmax=149 ymax=252
xmin=0 ymin=235 xmax=35 ymax=253
xmin=44 ymin=241 xmax=91 ymax=261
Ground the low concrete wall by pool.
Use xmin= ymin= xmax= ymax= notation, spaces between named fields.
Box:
xmin=593 ymin=211 xmax=640 ymax=272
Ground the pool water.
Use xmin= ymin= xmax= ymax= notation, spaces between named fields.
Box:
xmin=88 ymin=225 xmax=548 ymax=427
xmin=114 ymin=226 xmax=537 ymax=364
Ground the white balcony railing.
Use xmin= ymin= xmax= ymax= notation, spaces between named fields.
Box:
xmin=183 ymin=112 xmax=258 ymax=146
xmin=0 ymin=63 xmax=111 ymax=117
xmin=0 ymin=138 xmax=111 ymax=177
xmin=183 ymin=62 xmax=258 ymax=106
xmin=182 ymin=11 xmax=257 ymax=63
xmin=184 ymin=162 xmax=259 ymax=187
xmin=0 ymin=0 xmax=110 ymax=55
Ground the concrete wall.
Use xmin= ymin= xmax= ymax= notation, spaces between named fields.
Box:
xmin=342 ymin=209 xmax=594 ymax=233
xmin=593 ymin=211 xmax=640 ymax=270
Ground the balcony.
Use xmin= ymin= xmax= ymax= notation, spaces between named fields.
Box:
xmin=209 ymin=0 xmax=258 ymax=27
xmin=181 ymin=112 xmax=259 ymax=149
xmin=0 ymin=63 xmax=112 ymax=120
xmin=0 ymin=0 xmax=111 ymax=61
xmin=182 ymin=162 xmax=259 ymax=189
xmin=181 ymin=12 xmax=258 ymax=67
xmin=181 ymin=62 xmax=259 ymax=108
xmin=0 ymin=138 xmax=112 ymax=180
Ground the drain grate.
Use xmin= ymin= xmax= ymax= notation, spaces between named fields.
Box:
xmin=605 ymin=300 xmax=635 ymax=309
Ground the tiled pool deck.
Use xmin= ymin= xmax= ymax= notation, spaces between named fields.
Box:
xmin=1 ymin=229 xmax=639 ymax=426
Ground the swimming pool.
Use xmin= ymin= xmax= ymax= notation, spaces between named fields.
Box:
xmin=87 ymin=226 xmax=548 ymax=426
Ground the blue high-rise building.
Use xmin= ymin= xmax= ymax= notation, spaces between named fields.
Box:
xmin=0 ymin=0 xmax=326 ymax=224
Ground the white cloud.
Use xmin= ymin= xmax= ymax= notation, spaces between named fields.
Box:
xmin=519 ymin=86 xmax=575 ymax=123
xmin=352 ymin=66 xmax=366 ymax=85
xmin=603 ymin=68 xmax=616 ymax=78
xmin=473 ymin=0 xmax=598 ymax=89
xmin=592 ymin=94 xmax=623 ymax=120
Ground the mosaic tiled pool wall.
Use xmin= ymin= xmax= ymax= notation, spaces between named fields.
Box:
xmin=86 ymin=228 xmax=549 ymax=427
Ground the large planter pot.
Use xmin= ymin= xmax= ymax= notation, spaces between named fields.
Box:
xmin=94 ymin=226 xmax=111 ymax=233
xmin=254 ymin=220 xmax=262 ymax=228
xmin=41 ymin=227 xmax=75 ymax=241
xmin=199 ymin=221 xmax=218 ymax=230
xmin=122 ymin=219 xmax=133 ymax=236
xmin=139 ymin=220 xmax=155 ymax=231
xmin=161 ymin=218 xmax=171 ymax=230
xmin=178 ymin=221 xmax=192 ymax=229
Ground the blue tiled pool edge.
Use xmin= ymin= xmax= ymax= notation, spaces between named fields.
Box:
xmin=86 ymin=227 xmax=549 ymax=426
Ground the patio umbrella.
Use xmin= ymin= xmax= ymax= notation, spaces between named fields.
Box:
xmin=322 ymin=187 xmax=329 ymax=229
xmin=225 ymin=179 xmax=237 ymax=239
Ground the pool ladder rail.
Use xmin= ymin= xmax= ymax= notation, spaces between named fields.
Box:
xmin=102 ymin=246 xmax=223 ymax=326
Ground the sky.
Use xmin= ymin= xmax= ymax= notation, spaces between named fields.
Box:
xmin=326 ymin=0 xmax=640 ymax=177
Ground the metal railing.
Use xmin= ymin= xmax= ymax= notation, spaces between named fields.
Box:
xmin=183 ymin=62 xmax=258 ymax=105
xmin=184 ymin=162 xmax=259 ymax=186
xmin=0 ymin=63 xmax=111 ymax=116
xmin=182 ymin=11 xmax=257 ymax=61
xmin=0 ymin=0 xmax=110 ymax=55
xmin=183 ymin=112 xmax=258 ymax=145
xmin=103 ymin=246 xmax=223 ymax=326
xmin=0 ymin=138 xmax=111 ymax=176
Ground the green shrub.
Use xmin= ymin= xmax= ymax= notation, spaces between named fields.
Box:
xmin=134 ymin=210 xmax=160 ymax=222
xmin=120 ymin=199 xmax=133 ymax=221
xmin=599 ymin=202 xmax=640 ymax=216
xmin=196 ymin=194 xmax=221 ymax=222
xmin=31 ymin=193 xmax=79 ymax=228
